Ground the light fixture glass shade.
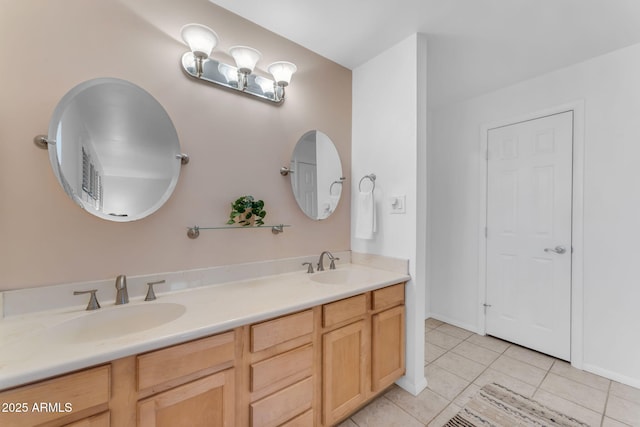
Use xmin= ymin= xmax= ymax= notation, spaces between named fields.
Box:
xmin=180 ymin=23 xmax=218 ymax=58
xmin=268 ymin=61 xmax=297 ymax=86
xmin=229 ymin=46 xmax=262 ymax=74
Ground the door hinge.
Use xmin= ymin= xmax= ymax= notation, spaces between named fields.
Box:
xmin=484 ymin=227 xmax=488 ymax=238
xmin=486 ymin=150 xmax=489 ymax=161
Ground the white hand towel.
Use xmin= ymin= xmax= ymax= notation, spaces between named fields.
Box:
xmin=355 ymin=190 xmax=376 ymax=239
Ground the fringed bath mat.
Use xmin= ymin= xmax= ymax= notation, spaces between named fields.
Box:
xmin=444 ymin=383 xmax=590 ymax=427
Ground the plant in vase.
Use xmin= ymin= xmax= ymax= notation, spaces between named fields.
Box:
xmin=226 ymin=195 xmax=266 ymax=226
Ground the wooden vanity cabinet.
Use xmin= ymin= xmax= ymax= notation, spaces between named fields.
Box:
xmin=371 ymin=284 xmax=406 ymax=392
xmin=135 ymin=330 xmax=237 ymax=427
xmin=321 ymin=295 xmax=369 ymax=425
xmin=245 ymin=309 xmax=316 ymax=427
xmin=0 ymin=365 xmax=111 ymax=427
xmin=0 ymin=281 xmax=406 ymax=427
xmin=321 ymin=283 xmax=406 ymax=426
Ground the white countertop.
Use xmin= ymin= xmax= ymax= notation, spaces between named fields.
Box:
xmin=0 ymin=264 xmax=409 ymax=390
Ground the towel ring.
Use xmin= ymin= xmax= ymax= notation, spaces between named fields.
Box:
xmin=329 ymin=177 xmax=346 ymax=195
xmin=358 ymin=174 xmax=376 ymax=192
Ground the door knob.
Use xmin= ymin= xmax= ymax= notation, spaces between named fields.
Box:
xmin=544 ymin=246 xmax=567 ymax=255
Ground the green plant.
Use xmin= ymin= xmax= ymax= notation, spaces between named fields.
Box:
xmin=226 ymin=195 xmax=266 ymax=226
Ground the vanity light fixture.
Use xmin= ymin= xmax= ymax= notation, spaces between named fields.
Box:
xmin=180 ymin=23 xmax=297 ymax=104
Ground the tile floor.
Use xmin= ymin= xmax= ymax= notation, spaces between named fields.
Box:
xmin=337 ymin=318 xmax=640 ymax=427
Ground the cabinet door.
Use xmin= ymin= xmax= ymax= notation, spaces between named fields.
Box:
xmin=322 ymin=320 xmax=367 ymax=425
xmin=371 ymin=305 xmax=405 ymax=392
xmin=138 ymin=369 xmax=234 ymax=427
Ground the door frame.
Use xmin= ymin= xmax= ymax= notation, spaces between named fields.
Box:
xmin=478 ymin=100 xmax=585 ymax=368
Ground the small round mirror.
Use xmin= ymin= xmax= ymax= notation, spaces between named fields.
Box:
xmin=46 ymin=78 xmax=182 ymax=221
xmin=289 ymin=130 xmax=343 ymax=220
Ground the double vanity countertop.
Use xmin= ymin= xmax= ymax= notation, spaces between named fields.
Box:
xmin=0 ymin=263 xmax=409 ymax=390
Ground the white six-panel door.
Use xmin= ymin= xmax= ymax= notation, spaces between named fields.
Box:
xmin=486 ymin=111 xmax=573 ymax=360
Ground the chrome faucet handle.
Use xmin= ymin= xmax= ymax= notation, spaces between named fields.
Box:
xmin=145 ymin=280 xmax=165 ymax=301
xmin=74 ymin=289 xmax=101 ymax=311
xmin=115 ymin=274 xmax=129 ymax=305
xmin=329 ymin=257 xmax=340 ymax=270
xmin=302 ymin=262 xmax=314 ymax=274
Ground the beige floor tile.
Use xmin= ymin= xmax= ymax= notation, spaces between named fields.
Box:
xmin=425 ymin=341 xmax=448 ymax=364
xmin=551 ymin=360 xmax=611 ymax=391
xmin=540 ymin=373 xmax=608 ymax=413
xmin=466 ymin=334 xmax=511 ymax=353
xmin=533 ymin=388 xmax=603 ymax=426
xmin=425 ymin=364 xmax=470 ymax=400
xmin=490 ymin=354 xmax=547 ymax=387
xmin=385 ymin=385 xmax=450 ymax=424
xmin=602 ymin=416 xmax=632 ymax=427
xmin=611 ymin=381 xmax=640 ymax=405
xmin=606 ymin=395 xmax=640 ymax=427
xmin=426 ymin=318 xmax=444 ymax=329
xmin=473 ymin=368 xmax=537 ymax=397
xmin=350 ymin=396 xmax=424 ymax=427
xmin=427 ymin=403 xmax=461 ymax=427
xmin=453 ymin=383 xmax=481 ymax=407
xmin=503 ymin=344 xmax=555 ymax=370
xmin=451 ymin=341 xmax=501 ymax=366
xmin=433 ymin=352 xmax=486 ymax=381
xmin=435 ymin=323 xmax=474 ymax=339
xmin=336 ymin=418 xmax=359 ymax=427
xmin=426 ymin=329 xmax=464 ymax=350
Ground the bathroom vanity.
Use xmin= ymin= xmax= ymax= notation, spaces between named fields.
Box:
xmin=0 ymin=263 xmax=408 ymax=426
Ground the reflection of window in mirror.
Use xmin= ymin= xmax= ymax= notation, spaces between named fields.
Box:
xmin=44 ymin=78 xmax=184 ymax=221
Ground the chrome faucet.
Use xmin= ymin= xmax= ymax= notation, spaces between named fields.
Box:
xmin=317 ymin=251 xmax=339 ymax=271
xmin=115 ymin=275 xmax=129 ymax=305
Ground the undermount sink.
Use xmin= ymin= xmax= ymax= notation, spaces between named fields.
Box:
xmin=309 ymin=268 xmax=375 ymax=285
xmin=47 ymin=303 xmax=186 ymax=343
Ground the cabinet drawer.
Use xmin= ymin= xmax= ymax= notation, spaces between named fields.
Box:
xmin=137 ymin=331 xmax=235 ymax=391
xmin=250 ymin=376 xmax=313 ymax=427
xmin=251 ymin=344 xmax=313 ymax=394
xmin=323 ymin=294 xmax=367 ymax=328
xmin=251 ymin=310 xmax=313 ymax=353
xmin=0 ymin=365 xmax=110 ymax=427
xmin=372 ymin=283 xmax=405 ymax=311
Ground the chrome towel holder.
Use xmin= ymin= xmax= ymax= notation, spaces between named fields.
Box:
xmin=358 ymin=174 xmax=376 ymax=192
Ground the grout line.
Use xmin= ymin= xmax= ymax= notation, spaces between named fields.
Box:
xmin=424 ymin=322 xmax=639 ymax=427
xmin=600 ymin=380 xmax=611 ymax=427
xmin=381 ymin=394 xmax=431 ymax=426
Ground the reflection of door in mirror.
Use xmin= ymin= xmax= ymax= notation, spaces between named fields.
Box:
xmin=296 ymin=162 xmax=318 ymax=218
xmin=289 ymin=130 xmax=343 ymax=220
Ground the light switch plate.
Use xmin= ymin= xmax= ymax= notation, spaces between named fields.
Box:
xmin=390 ymin=195 xmax=406 ymax=214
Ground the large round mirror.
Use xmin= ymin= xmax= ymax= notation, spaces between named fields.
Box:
xmin=289 ymin=130 xmax=343 ymax=220
xmin=46 ymin=78 xmax=183 ymax=222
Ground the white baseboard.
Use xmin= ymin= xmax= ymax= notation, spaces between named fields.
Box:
xmin=427 ymin=312 xmax=482 ymax=335
xmin=582 ymin=363 xmax=640 ymax=389
xmin=395 ymin=374 xmax=428 ymax=396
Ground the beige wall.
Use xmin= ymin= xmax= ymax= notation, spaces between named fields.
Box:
xmin=0 ymin=0 xmax=352 ymax=290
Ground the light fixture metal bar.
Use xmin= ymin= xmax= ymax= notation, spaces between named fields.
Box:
xmin=181 ymin=53 xmax=285 ymax=104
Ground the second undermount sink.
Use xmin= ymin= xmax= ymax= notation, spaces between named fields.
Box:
xmin=309 ymin=268 xmax=376 ymax=285
xmin=47 ymin=303 xmax=186 ymax=343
